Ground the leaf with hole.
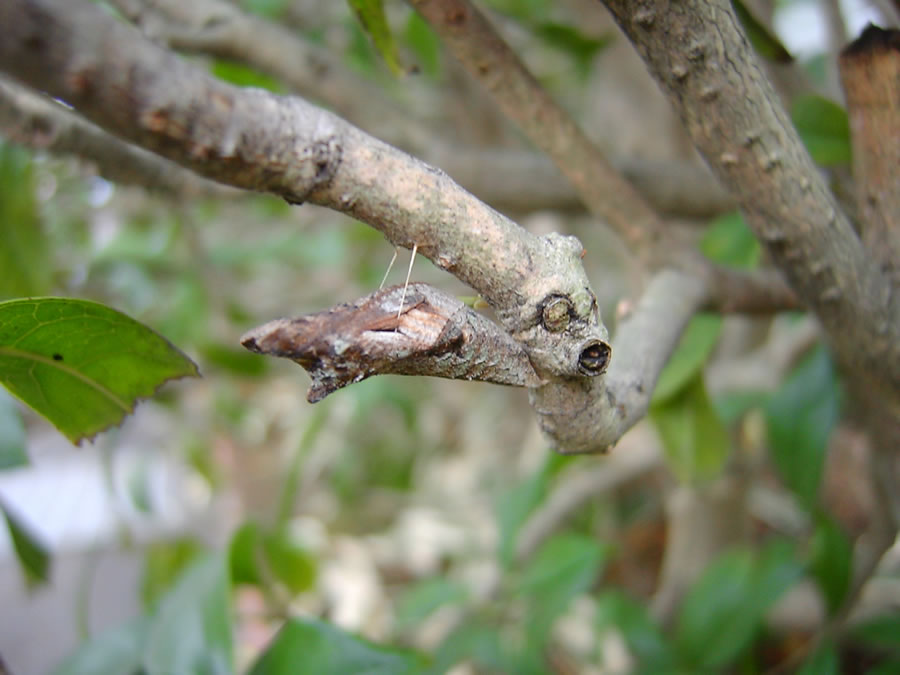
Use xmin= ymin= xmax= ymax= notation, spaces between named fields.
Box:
xmin=0 ymin=298 xmax=198 ymax=443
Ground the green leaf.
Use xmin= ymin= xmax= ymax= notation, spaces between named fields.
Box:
xmin=228 ymin=521 xmax=316 ymax=595
xmin=700 ymin=211 xmax=761 ymax=269
xmin=651 ymin=375 xmax=730 ymax=483
xmin=248 ymin=617 xmax=428 ymax=675
xmin=404 ymin=13 xmax=441 ymax=78
xmin=517 ymin=534 xmax=608 ymax=644
xmin=211 ymin=60 xmax=285 ymax=92
xmin=0 ymin=298 xmax=199 ymax=443
xmin=850 ymin=613 xmax=900 ymax=651
xmin=347 ymin=0 xmax=403 ymax=75
xmin=791 ymin=96 xmax=852 ymax=167
xmin=199 ymin=341 xmax=268 ymax=377
xmin=652 ymin=314 xmax=723 ymax=405
xmin=240 ymin=0 xmax=290 ymax=19
xmin=434 ymin=620 xmax=506 ymax=674
xmin=766 ymin=346 xmax=841 ymax=510
xmin=731 ymin=0 xmax=793 ymax=63
xmin=0 ymin=143 xmax=52 ymax=299
xmin=495 ymin=461 xmax=551 ymax=566
xmin=395 ymin=578 xmax=469 ymax=631
xmin=533 ymin=22 xmax=613 ymax=77
xmin=1 ymin=497 xmax=50 ymax=587
xmin=675 ymin=542 xmax=801 ymax=669
xmin=261 ymin=528 xmax=317 ymax=595
xmin=51 ymin=617 xmax=147 ymax=675
xmin=809 ymin=515 xmax=853 ymax=616
xmin=595 ymin=590 xmax=673 ymax=669
xmin=142 ymin=554 xmax=233 ymax=675
xmin=0 ymin=388 xmax=28 ymax=469
xmin=866 ymin=661 xmax=900 ymax=675
xmin=796 ymin=642 xmax=839 ymax=675
xmin=141 ymin=538 xmax=204 ymax=611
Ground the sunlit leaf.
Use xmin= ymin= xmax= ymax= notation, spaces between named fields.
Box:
xmin=700 ymin=211 xmax=761 ymax=269
xmin=652 ymin=314 xmax=723 ymax=405
xmin=0 ymin=388 xmax=27 ymax=470
xmin=1 ymin=497 xmax=50 ymax=587
xmin=651 ymin=375 xmax=730 ymax=483
xmin=0 ymin=298 xmax=199 ymax=443
xmin=0 ymin=144 xmax=51 ymax=299
xmin=791 ymin=96 xmax=852 ymax=167
xmin=766 ymin=347 xmax=841 ymax=510
xmin=347 ymin=0 xmax=403 ymax=75
xmin=51 ymin=617 xmax=147 ymax=675
xmin=142 ymin=554 xmax=233 ymax=675
xmin=248 ymin=617 xmax=429 ymax=674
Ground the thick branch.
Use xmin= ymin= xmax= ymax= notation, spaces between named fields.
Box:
xmin=118 ymin=0 xmax=734 ymax=218
xmin=601 ymin=0 xmax=900 ymax=406
xmin=0 ymin=0 xmax=606 ymax=382
xmin=410 ymin=0 xmax=665 ymax=255
xmin=839 ymin=26 xmax=900 ymax=286
xmin=0 ymin=77 xmax=227 ymax=196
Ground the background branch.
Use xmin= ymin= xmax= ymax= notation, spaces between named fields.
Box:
xmin=113 ymin=0 xmax=734 ymax=218
xmin=0 ymin=77 xmax=228 ymax=197
xmin=601 ymin=0 xmax=900 ymax=415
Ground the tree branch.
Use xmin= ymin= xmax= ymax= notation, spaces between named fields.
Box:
xmin=0 ymin=77 xmax=228 ymax=196
xmin=839 ymin=26 xmax=900 ymax=286
xmin=600 ymin=0 xmax=900 ymax=409
xmin=115 ymin=0 xmax=735 ymax=218
xmin=0 ymin=0 xmax=608 ymax=386
xmin=531 ymin=269 xmax=708 ymax=453
xmin=409 ymin=0 xmax=665 ymax=255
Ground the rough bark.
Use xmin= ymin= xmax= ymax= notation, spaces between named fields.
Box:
xmin=0 ymin=0 xmax=609 ymax=383
xmin=839 ymin=26 xmax=900 ymax=286
xmin=0 ymin=77 xmax=228 ymax=196
xmin=600 ymin=0 xmax=900 ymax=415
xmin=241 ymin=283 xmax=555 ymax=401
xmin=117 ymin=0 xmax=735 ymax=217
